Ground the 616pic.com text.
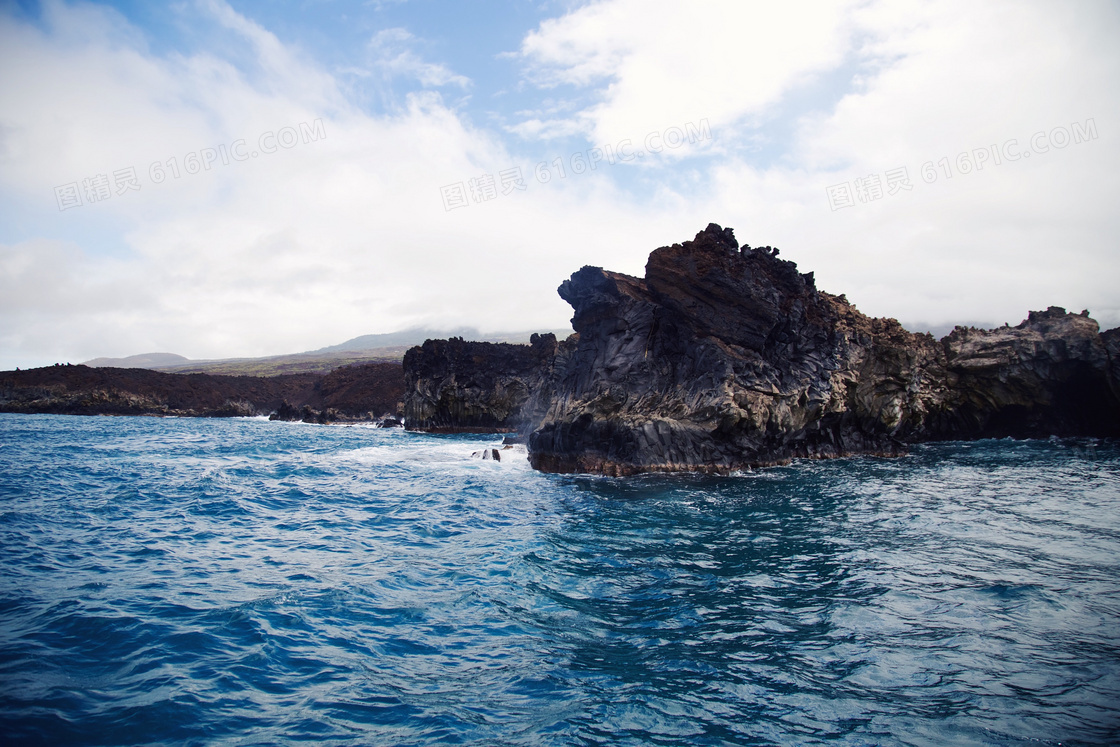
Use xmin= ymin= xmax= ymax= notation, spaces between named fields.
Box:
xmin=54 ymin=119 xmax=326 ymax=212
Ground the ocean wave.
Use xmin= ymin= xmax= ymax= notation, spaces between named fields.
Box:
xmin=1 ymin=414 xmax=1118 ymax=745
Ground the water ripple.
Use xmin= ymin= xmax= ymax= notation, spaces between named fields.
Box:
xmin=0 ymin=415 xmax=1118 ymax=745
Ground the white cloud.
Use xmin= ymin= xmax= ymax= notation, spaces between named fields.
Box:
xmin=0 ymin=1 xmax=690 ymax=368
xmin=792 ymin=0 xmax=1120 ymax=327
xmin=516 ymin=0 xmax=860 ymax=145
xmin=0 ymin=0 xmax=1117 ymax=370
xmin=517 ymin=0 xmax=1120 ymax=329
xmin=367 ymin=27 xmax=471 ymax=89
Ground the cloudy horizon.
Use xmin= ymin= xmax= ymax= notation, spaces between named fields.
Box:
xmin=1 ymin=0 xmax=1117 ymax=370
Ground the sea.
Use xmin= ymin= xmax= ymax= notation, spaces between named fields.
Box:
xmin=0 ymin=413 xmax=1118 ymax=746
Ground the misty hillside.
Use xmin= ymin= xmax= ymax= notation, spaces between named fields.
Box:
xmin=82 ymin=327 xmax=574 ymax=376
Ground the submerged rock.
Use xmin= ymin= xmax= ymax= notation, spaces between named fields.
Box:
xmin=469 ymin=444 xmax=528 ymax=463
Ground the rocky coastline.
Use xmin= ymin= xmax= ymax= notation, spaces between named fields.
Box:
xmin=6 ymin=224 xmax=1117 ymax=471
xmin=0 ymin=362 xmax=405 ymax=424
xmin=404 ymin=224 xmax=1120 ymax=474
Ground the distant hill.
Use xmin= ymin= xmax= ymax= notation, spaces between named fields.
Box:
xmin=310 ymin=327 xmax=572 ymax=354
xmin=81 ymin=327 xmax=573 ymax=377
xmin=83 ymin=352 xmax=192 ymax=368
xmin=309 ymin=327 xmax=483 ymax=354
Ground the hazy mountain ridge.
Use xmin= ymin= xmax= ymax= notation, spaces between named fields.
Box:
xmin=82 ymin=328 xmax=574 ymax=377
xmin=83 ymin=353 xmax=192 ymax=368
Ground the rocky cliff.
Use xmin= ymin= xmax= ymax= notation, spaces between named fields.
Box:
xmin=402 ymin=335 xmax=560 ymax=432
xmin=404 ymin=224 xmax=1120 ymax=474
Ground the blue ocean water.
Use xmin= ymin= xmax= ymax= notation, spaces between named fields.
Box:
xmin=0 ymin=414 xmax=1117 ymax=746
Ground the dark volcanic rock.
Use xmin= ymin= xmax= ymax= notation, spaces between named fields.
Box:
xmin=1096 ymin=325 xmax=1120 ymax=397
xmin=0 ymin=361 xmax=405 ymax=422
xmin=522 ymin=224 xmax=1120 ymax=474
xmin=317 ymin=362 xmax=406 ymax=420
xmin=268 ymin=401 xmax=336 ymax=424
xmin=402 ymin=334 xmax=559 ymax=432
xmin=393 ymin=224 xmax=1120 ymax=473
xmin=0 ymin=365 xmax=317 ymax=418
xmin=925 ymin=309 xmax=1120 ymax=438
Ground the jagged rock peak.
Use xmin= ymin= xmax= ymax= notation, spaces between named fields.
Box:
xmin=698 ymin=222 xmax=739 ymax=251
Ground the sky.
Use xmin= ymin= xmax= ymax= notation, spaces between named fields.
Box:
xmin=0 ymin=0 xmax=1117 ymax=369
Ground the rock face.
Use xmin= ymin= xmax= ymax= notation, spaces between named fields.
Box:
xmin=402 ymin=335 xmax=559 ymax=432
xmin=404 ymin=224 xmax=1120 ymax=474
xmin=927 ymin=309 xmax=1120 ymax=439
xmin=528 ymin=226 xmax=1120 ymax=473
xmin=1100 ymin=326 xmax=1120 ymax=394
